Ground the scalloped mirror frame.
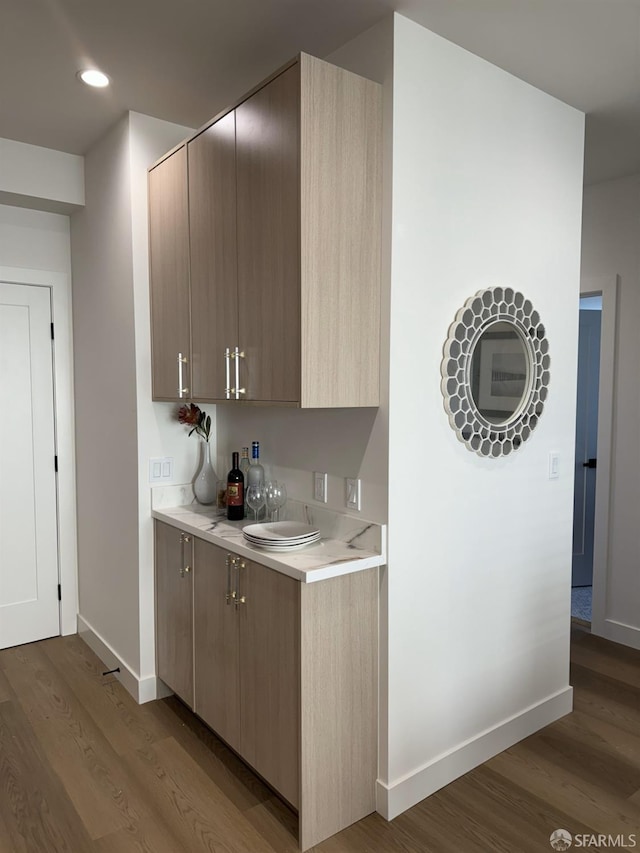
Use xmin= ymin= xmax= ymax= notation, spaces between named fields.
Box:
xmin=440 ymin=287 xmax=550 ymax=457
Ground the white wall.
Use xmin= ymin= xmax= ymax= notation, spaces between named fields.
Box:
xmin=581 ymin=174 xmax=640 ymax=648
xmin=0 ymin=205 xmax=72 ymax=271
xmin=380 ymin=15 xmax=584 ymax=817
xmin=0 ymin=138 xmax=84 ymax=214
xmin=71 ymin=117 xmax=141 ymax=673
xmin=216 ymin=406 xmax=386 ymax=521
xmin=71 ymin=112 xmax=194 ymax=699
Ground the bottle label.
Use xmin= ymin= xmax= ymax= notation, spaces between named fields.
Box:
xmin=227 ymin=484 xmax=243 ymax=506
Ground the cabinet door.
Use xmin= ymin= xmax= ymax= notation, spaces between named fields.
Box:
xmin=239 ymin=560 xmax=300 ymax=807
xmin=188 ymin=114 xmax=239 ymax=401
xmin=149 ymin=147 xmax=191 ymax=401
xmin=155 ymin=521 xmax=193 ymax=706
xmin=236 ymin=66 xmax=301 ymax=403
xmin=193 ymin=540 xmax=240 ymax=751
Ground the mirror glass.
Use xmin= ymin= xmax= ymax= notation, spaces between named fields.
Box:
xmin=469 ymin=322 xmax=530 ymax=425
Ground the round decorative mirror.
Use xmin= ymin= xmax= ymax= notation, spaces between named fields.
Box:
xmin=441 ymin=288 xmax=550 ymax=457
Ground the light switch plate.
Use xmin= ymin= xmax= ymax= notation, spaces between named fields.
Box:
xmin=548 ymin=451 xmax=560 ymax=480
xmin=346 ymin=478 xmax=361 ymax=511
xmin=314 ymin=472 xmax=327 ymax=503
xmin=149 ymin=457 xmax=174 ymax=484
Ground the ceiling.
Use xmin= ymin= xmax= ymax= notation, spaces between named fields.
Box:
xmin=1 ymin=0 xmax=639 ymax=185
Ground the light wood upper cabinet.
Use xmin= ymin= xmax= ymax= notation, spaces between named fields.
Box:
xmin=189 ymin=112 xmax=239 ymax=401
xmin=234 ymin=55 xmax=382 ymax=406
xmin=148 ymin=53 xmax=382 ymax=407
xmin=155 ymin=521 xmax=193 ymax=706
xmin=148 ymin=146 xmax=190 ymax=401
xmin=298 ymin=55 xmax=382 ymax=408
xmin=236 ymin=65 xmax=301 ymax=403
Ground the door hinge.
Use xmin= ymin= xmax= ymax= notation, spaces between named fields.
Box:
xmin=54 ymin=455 xmax=58 ymax=472
xmin=58 ymin=584 xmax=62 ymax=601
xmin=51 ymin=322 xmax=55 ymax=340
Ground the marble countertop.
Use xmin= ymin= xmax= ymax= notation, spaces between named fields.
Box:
xmin=152 ymin=503 xmax=386 ymax=584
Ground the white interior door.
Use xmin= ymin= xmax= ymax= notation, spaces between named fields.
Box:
xmin=0 ymin=282 xmax=59 ymax=648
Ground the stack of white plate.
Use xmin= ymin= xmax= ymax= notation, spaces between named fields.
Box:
xmin=242 ymin=521 xmax=320 ymax=551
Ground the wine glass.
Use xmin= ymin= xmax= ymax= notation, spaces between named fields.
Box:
xmin=266 ymin=481 xmax=287 ymax=522
xmin=246 ymin=483 xmax=266 ymax=522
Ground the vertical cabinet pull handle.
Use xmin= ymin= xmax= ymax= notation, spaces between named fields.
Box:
xmin=179 ymin=533 xmax=191 ymax=577
xmin=228 ymin=347 xmax=246 ymax=399
xmin=234 ymin=560 xmax=246 ymax=607
xmin=225 ymin=347 xmax=231 ymax=399
xmin=225 ymin=555 xmax=237 ymax=603
xmin=233 ymin=347 xmax=246 ymax=400
xmin=177 ymin=352 xmax=189 ymax=398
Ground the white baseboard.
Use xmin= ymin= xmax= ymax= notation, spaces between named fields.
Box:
xmin=376 ymin=686 xmax=573 ymax=820
xmin=77 ymin=614 xmax=172 ymax=705
xmin=595 ymin=618 xmax=640 ymax=651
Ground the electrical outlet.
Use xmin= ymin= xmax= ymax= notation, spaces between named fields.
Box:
xmin=314 ymin=472 xmax=327 ymax=503
xmin=346 ymin=478 xmax=361 ymax=511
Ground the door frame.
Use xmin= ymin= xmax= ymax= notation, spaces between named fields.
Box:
xmin=579 ymin=275 xmax=618 ymax=638
xmin=0 ymin=265 xmax=78 ymax=636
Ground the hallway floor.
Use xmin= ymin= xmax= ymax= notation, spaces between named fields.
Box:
xmin=1 ymin=626 xmax=639 ymax=852
xmin=571 ymin=585 xmax=593 ymax=622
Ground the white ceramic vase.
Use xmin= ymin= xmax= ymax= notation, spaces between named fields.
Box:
xmin=193 ymin=440 xmax=217 ymax=505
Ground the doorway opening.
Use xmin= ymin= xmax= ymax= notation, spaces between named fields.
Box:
xmin=571 ymin=294 xmax=603 ymax=623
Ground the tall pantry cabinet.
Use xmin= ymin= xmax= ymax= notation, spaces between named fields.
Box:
xmin=148 ymin=52 xmax=382 ymax=407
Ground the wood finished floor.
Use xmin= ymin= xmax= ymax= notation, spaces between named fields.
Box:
xmin=1 ymin=624 xmax=639 ymax=852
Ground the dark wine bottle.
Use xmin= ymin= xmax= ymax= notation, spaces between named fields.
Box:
xmin=226 ymin=451 xmax=244 ymax=521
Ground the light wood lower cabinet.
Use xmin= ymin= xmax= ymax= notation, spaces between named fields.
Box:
xmin=193 ymin=540 xmax=241 ymax=752
xmin=237 ymin=548 xmax=300 ymax=807
xmin=155 ymin=523 xmax=377 ymax=850
xmin=155 ymin=521 xmax=193 ymax=707
xmin=194 ymin=539 xmax=299 ymax=806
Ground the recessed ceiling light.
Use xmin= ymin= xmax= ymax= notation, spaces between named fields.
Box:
xmin=78 ymin=69 xmax=110 ymax=88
